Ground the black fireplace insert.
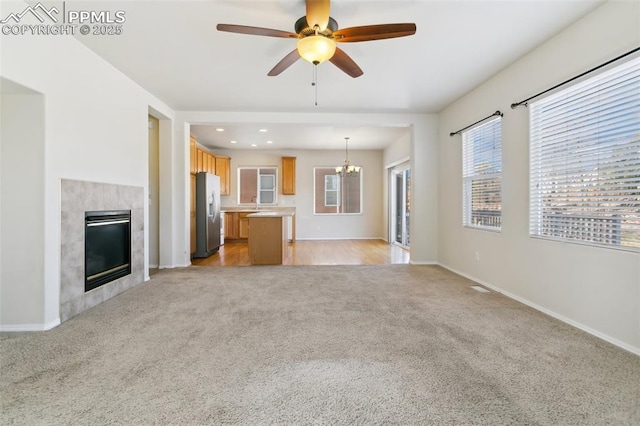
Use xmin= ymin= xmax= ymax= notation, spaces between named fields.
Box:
xmin=85 ymin=210 xmax=131 ymax=292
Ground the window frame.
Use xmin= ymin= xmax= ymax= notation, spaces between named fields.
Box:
xmin=461 ymin=116 xmax=503 ymax=231
xmin=313 ymin=166 xmax=363 ymax=215
xmin=528 ymin=57 xmax=640 ymax=252
xmin=237 ymin=166 xmax=278 ymax=206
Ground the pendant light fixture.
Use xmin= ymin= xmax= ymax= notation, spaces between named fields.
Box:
xmin=336 ymin=137 xmax=360 ymax=175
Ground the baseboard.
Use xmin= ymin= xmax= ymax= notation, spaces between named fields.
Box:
xmin=158 ymin=264 xmax=188 ymax=269
xmin=438 ymin=262 xmax=640 ymax=356
xmin=295 ymin=237 xmax=385 ymax=241
xmin=1 ymin=318 xmax=61 ymax=332
xmin=409 ymin=260 xmax=439 ymax=265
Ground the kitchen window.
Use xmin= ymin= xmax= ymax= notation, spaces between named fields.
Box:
xmin=462 ymin=116 xmax=502 ymax=230
xmin=238 ymin=167 xmax=277 ymax=205
xmin=529 ymin=57 xmax=640 ymax=251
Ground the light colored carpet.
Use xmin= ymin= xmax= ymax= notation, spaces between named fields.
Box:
xmin=1 ymin=265 xmax=639 ymax=425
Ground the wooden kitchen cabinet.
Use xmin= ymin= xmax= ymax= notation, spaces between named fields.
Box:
xmin=196 ymin=149 xmax=204 ymax=173
xmin=190 ymin=136 xmax=197 ymax=174
xmin=282 ymin=156 xmax=296 ymax=195
xmin=248 ymin=215 xmax=288 ymax=265
xmin=225 ymin=212 xmax=239 ymax=239
xmin=239 ymin=212 xmax=250 ymax=239
xmin=208 ymin=153 xmax=216 ymax=174
xmin=215 ymin=156 xmax=230 ymax=195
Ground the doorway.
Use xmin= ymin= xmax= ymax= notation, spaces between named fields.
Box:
xmin=391 ymin=165 xmax=410 ymax=249
xmin=148 ymin=115 xmax=160 ymax=269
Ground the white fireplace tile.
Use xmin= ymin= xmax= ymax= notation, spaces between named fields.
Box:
xmin=60 ymin=297 xmax=84 ymax=322
xmin=132 ymin=208 xmax=144 ymax=232
xmin=60 ymin=211 xmax=84 ymax=245
xmin=84 ymin=287 xmax=105 ymax=310
xmin=60 ymin=179 xmax=144 ymax=323
xmin=60 ymin=265 xmax=83 ymax=303
xmin=61 ymin=241 xmax=83 ymax=268
xmin=60 ymin=179 xmax=84 ymax=212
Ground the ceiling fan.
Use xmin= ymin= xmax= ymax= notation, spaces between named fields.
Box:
xmin=217 ymin=0 xmax=416 ymax=78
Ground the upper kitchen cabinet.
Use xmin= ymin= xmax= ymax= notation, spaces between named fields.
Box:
xmin=196 ymin=149 xmax=204 ymax=173
xmin=282 ymin=157 xmax=296 ymax=195
xmin=189 ymin=135 xmax=230 ymax=195
xmin=190 ymin=136 xmax=197 ymax=175
xmin=215 ymin=156 xmax=230 ymax=195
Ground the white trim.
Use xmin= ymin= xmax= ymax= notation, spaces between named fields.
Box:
xmin=409 ymin=260 xmax=438 ymax=265
xmin=295 ymin=237 xmax=385 ymax=241
xmin=158 ymin=262 xmax=191 ymax=269
xmin=1 ymin=318 xmax=61 ymax=332
xmin=438 ymin=262 xmax=640 ymax=356
xmin=385 ymin=156 xmax=410 ymax=170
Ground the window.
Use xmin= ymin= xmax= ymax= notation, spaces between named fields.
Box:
xmin=324 ymin=175 xmax=339 ymax=207
xmin=314 ymin=167 xmax=362 ymax=214
xmin=462 ymin=117 xmax=502 ymax=230
xmin=529 ymin=57 xmax=640 ymax=251
xmin=237 ymin=167 xmax=277 ymax=205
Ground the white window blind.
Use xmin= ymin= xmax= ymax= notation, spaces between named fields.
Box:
xmin=462 ymin=117 xmax=502 ymax=230
xmin=529 ymin=57 xmax=640 ymax=251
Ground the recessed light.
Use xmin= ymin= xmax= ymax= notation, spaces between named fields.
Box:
xmin=258 ymin=128 xmax=267 ymax=133
xmin=230 ymin=140 xmax=237 ymax=144
xmin=251 ymin=144 xmax=257 ymax=147
xmin=266 ymin=140 xmax=273 ymax=144
xmin=215 ymin=128 xmax=224 ymax=132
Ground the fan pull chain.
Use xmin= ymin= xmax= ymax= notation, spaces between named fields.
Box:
xmin=312 ymin=65 xmax=318 ymax=106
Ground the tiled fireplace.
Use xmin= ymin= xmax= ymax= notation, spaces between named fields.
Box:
xmin=60 ymin=179 xmax=144 ymax=322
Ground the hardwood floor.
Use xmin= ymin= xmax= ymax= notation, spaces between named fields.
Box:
xmin=191 ymin=239 xmax=409 ymax=266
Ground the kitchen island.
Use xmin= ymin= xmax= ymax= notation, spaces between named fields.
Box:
xmin=247 ymin=211 xmax=294 ymax=265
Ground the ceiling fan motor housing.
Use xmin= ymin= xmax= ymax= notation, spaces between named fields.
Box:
xmin=295 ymin=16 xmax=338 ymax=36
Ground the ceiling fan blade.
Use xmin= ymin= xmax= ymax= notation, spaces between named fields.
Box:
xmin=217 ymin=24 xmax=299 ymax=39
xmin=268 ymin=50 xmax=301 ymax=76
xmin=329 ymin=47 xmax=363 ymax=78
xmin=333 ymin=23 xmax=416 ymax=43
xmin=306 ymin=0 xmax=330 ymax=31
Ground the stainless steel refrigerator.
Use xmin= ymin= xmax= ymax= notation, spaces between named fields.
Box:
xmin=194 ymin=172 xmax=221 ymax=258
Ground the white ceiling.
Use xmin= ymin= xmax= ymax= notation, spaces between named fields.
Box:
xmin=190 ymin=123 xmax=411 ymax=150
xmin=74 ymin=0 xmax=603 ymax=149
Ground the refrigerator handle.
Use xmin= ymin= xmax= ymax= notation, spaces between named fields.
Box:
xmin=209 ymin=191 xmax=218 ymax=220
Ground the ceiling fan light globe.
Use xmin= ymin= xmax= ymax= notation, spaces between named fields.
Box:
xmin=297 ymin=35 xmax=336 ymax=65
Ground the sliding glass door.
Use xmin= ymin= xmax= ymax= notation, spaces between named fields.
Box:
xmin=391 ymin=166 xmax=410 ymax=248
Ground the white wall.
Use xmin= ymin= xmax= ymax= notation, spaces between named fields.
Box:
xmin=437 ymin=1 xmax=640 ymax=353
xmin=0 ymin=85 xmax=45 ymax=328
xmin=213 ymin=148 xmax=384 ymax=240
xmin=383 ymin=133 xmax=410 ymax=167
xmin=0 ymin=0 xmax=174 ymax=329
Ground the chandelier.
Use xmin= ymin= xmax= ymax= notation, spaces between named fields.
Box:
xmin=336 ymin=137 xmax=360 ymax=176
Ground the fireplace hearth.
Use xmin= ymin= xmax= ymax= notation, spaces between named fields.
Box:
xmin=85 ymin=210 xmax=131 ymax=292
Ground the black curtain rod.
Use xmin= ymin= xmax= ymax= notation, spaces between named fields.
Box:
xmin=511 ymin=46 xmax=640 ymax=109
xmin=449 ymin=110 xmax=503 ymax=137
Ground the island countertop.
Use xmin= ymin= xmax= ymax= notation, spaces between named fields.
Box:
xmin=246 ymin=211 xmax=294 ymax=218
